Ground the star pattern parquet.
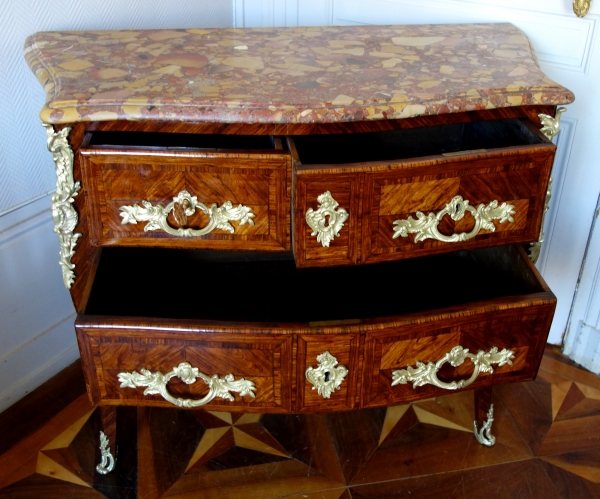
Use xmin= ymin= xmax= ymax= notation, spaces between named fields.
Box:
xmin=1 ymin=347 xmax=600 ymax=498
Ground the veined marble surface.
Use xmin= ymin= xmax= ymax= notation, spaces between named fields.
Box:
xmin=24 ymin=23 xmax=574 ymax=124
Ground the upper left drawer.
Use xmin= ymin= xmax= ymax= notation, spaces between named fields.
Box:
xmin=80 ymin=132 xmax=290 ymax=251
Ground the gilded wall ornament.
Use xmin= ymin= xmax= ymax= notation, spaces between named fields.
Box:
xmin=392 ymin=195 xmax=515 ymax=243
xmin=44 ymin=123 xmax=82 ymax=289
xmin=120 ymin=190 xmax=255 ymax=237
xmin=305 ymin=351 xmax=349 ymax=399
xmin=573 ymin=0 xmax=591 ymax=17
xmin=118 ymin=362 xmax=256 ymax=408
xmin=391 ymin=345 xmax=515 ymax=390
xmin=474 ymin=405 xmax=496 ymax=447
xmin=95 ymin=431 xmax=115 ymax=474
xmin=305 ymin=191 xmax=349 ymax=247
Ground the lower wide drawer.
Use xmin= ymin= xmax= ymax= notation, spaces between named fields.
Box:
xmin=76 ymin=244 xmax=555 ymax=412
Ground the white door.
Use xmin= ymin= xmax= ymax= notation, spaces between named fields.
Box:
xmin=235 ymin=0 xmax=600 ymax=355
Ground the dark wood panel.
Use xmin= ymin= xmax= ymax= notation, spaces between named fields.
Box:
xmin=349 ymin=460 xmax=562 ymax=499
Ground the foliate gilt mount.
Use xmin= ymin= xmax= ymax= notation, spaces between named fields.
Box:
xmin=305 ymin=351 xmax=349 ymax=399
xmin=474 ymin=404 xmax=496 ymax=447
xmin=392 ymin=195 xmax=516 ymax=243
xmin=44 ymin=124 xmax=82 ymax=289
xmin=391 ymin=345 xmax=515 ymax=391
xmin=95 ymin=431 xmax=115 ymax=474
xmin=118 ymin=362 xmax=256 ymax=408
xmin=119 ymin=190 xmax=255 ymax=237
xmin=539 ymin=107 xmax=566 ymax=141
xmin=306 ymin=191 xmax=349 ymax=247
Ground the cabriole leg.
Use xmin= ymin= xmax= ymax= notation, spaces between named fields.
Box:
xmin=96 ymin=406 xmax=117 ymax=474
xmin=474 ymin=386 xmax=495 ymax=447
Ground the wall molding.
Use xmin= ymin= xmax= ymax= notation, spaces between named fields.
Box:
xmin=0 ymin=321 xmax=79 ymax=413
xmin=0 ymin=194 xmax=78 ymax=412
xmin=537 ymin=118 xmax=577 ymax=275
xmin=563 ymin=191 xmax=600 ymax=371
xmin=233 ymin=0 xmax=334 ymax=27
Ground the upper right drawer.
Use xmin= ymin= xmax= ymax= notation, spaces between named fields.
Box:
xmin=290 ymin=118 xmax=555 ymax=267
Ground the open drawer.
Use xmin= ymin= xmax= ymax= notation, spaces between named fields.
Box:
xmin=76 ymin=244 xmax=555 ymax=413
xmin=290 ymin=118 xmax=555 ymax=267
xmin=80 ymin=132 xmax=290 ymax=251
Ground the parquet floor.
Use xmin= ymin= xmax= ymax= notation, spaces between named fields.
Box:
xmin=1 ymin=347 xmax=600 ymax=499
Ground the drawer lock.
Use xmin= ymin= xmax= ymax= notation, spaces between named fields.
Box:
xmin=119 ymin=190 xmax=255 ymax=237
xmin=118 ymin=362 xmax=256 ymax=408
xmin=305 ymin=351 xmax=349 ymax=399
xmin=392 ymin=195 xmax=515 ymax=243
xmin=391 ymin=345 xmax=515 ymax=391
xmin=306 ymin=191 xmax=349 ymax=247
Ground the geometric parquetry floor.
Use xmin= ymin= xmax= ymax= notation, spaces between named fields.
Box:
xmin=1 ymin=347 xmax=600 ymax=499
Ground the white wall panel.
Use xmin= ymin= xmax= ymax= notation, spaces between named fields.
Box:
xmin=235 ymin=0 xmax=334 ymax=27
xmin=0 ymin=195 xmax=77 ymax=411
xmin=0 ymin=199 xmax=74 ymax=355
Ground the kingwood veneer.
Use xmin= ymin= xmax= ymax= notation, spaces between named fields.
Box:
xmin=24 ymin=23 xmax=574 ymax=474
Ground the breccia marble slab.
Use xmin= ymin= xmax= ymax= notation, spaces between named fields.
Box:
xmin=24 ymin=23 xmax=574 ymax=124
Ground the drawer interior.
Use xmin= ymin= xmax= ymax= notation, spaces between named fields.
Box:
xmin=292 ymin=118 xmax=545 ymax=165
xmin=85 ymin=245 xmax=546 ymax=323
xmin=86 ymin=131 xmax=280 ymax=151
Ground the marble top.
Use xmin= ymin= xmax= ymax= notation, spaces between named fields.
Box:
xmin=24 ymin=23 xmax=574 ymax=125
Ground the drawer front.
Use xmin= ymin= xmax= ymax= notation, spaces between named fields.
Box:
xmin=76 ymin=326 xmax=293 ymax=413
xmin=296 ymin=332 xmax=362 ymax=411
xmin=291 ymin=120 xmax=555 ymax=267
xmin=293 ymin=173 xmax=361 ymax=266
xmin=81 ymin=150 xmax=290 ymax=251
xmin=79 ymin=244 xmax=555 ymax=413
xmin=361 ymin=303 xmax=555 ymax=408
xmin=361 ymin=151 xmax=553 ymax=263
